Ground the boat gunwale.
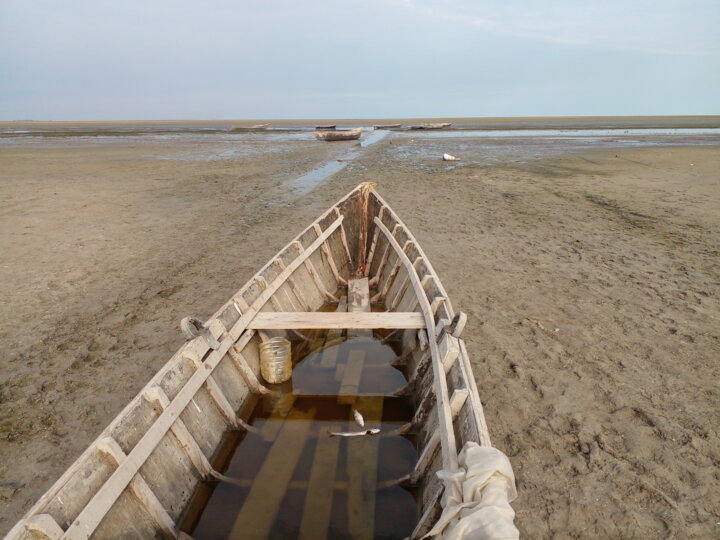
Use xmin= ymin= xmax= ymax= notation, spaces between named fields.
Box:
xmin=369 ymin=189 xmax=490 ymax=446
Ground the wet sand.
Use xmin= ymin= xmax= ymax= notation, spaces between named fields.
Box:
xmin=1 ymin=128 xmax=719 ymax=537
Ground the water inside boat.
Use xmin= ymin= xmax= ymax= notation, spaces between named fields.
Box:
xmin=179 ymin=315 xmax=419 ymax=539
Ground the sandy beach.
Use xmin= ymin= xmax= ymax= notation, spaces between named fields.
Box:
xmin=1 ymin=125 xmax=719 ymax=537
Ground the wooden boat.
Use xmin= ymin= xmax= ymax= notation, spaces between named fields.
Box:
xmin=408 ymin=122 xmax=452 ymax=130
xmin=313 ymin=127 xmax=362 ymax=142
xmin=373 ymin=123 xmax=402 ymax=130
xmin=229 ymin=124 xmax=269 ymax=132
xmin=314 ymin=124 xmax=336 ymax=131
xmin=6 ymin=184 xmax=513 ymax=540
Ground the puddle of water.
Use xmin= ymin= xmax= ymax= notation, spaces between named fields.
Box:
xmin=360 ymin=129 xmax=390 ymax=147
xmin=288 ymin=129 xmax=388 ymax=195
xmin=180 ymin=329 xmax=418 ymax=539
xmin=290 ymin=159 xmax=352 ymax=196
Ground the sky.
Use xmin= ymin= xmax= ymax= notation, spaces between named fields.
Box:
xmin=0 ymin=0 xmax=718 ymax=120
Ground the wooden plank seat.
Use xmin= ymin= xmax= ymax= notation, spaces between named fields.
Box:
xmin=248 ymin=311 xmax=424 ymax=329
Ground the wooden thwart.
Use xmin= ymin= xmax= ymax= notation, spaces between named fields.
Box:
xmin=373 ymin=217 xmax=459 ymax=472
xmin=248 ymin=311 xmax=424 ymax=330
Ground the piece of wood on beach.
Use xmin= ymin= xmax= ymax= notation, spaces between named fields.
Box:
xmin=320 ymin=296 xmax=347 ymax=368
xmin=298 ymin=423 xmax=342 ymax=540
xmin=230 ymin=408 xmax=316 ymax=538
xmin=346 ymin=396 xmax=384 ymax=540
xmin=348 ymin=277 xmax=372 ymax=339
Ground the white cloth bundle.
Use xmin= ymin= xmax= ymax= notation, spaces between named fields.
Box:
xmin=424 ymin=442 xmax=519 ymax=539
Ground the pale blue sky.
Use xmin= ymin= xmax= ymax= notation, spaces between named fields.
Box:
xmin=1 ymin=0 xmax=718 ymax=120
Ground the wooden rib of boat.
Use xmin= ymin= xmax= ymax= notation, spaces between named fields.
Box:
xmin=313 ymin=127 xmax=363 ymax=142
xmin=229 ymin=124 xmax=269 ymax=132
xmin=373 ymin=123 xmax=402 ymax=130
xmin=6 ymin=183 xmax=495 ymax=540
xmin=314 ymin=124 xmax=336 ymax=131
xmin=408 ymin=122 xmax=452 ymax=130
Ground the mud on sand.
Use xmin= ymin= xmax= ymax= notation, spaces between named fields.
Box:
xmin=1 ymin=137 xmax=719 ymax=538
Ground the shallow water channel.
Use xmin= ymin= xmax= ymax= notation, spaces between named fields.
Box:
xmin=180 ymin=328 xmax=418 ymax=539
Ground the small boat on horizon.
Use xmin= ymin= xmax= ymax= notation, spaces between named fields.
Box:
xmin=408 ymin=122 xmax=452 ymax=130
xmin=315 ymin=124 xmax=336 ymax=131
xmin=229 ymin=124 xmax=270 ymax=132
xmin=313 ymin=127 xmax=363 ymax=141
xmin=373 ymin=123 xmax=402 ymax=130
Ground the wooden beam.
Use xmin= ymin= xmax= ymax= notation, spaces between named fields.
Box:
xmin=227 ymin=345 xmax=268 ymax=394
xmin=143 ymin=386 xmax=214 ymax=478
xmin=95 ymin=438 xmax=177 ymax=539
xmin=23 ymin=515 xmax=63 ymax=540
xmin=275 ymin=258 xmax=311 ymax=311
xmin=61 ymin=217 xmax=345 ymax=540
xmin=363 ymin=206 xmax=385 ymax=276
xmin=313 ymin=223 xmax=347 ymax=287
xmin=408 ymin=389 xmax=468 ymax=485
xmin=230 ymin=409 xmax=315 ymax=538
xmin=373 ymin=217 xmax=459 ymax=472
xmin=369 ymin=223 xmax=401 ymax=287
xmin=292 ymin=241 xmax=339 ymax=303
xmin=248 ymin=311 xmax=424 ymax=330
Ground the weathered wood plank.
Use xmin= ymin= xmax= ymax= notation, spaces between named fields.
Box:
xmin=248 ymin=311 xmax=424 ymax=330
xmin=409 ymin=389 xmax=468 ymax=484
xmin=23 ymin=514 xmax=63 ymax=540
xmin=229 ymin=409 xmax=315 ymax=538
xmin=142 ymin=387 xmax=214 ymax=478
xmin=313 ymin=224 xmax=347 ymax=287
xmin=373 ymin=217 xmax=459 ymax=472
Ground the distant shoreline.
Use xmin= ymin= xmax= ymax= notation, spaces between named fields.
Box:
xmin=2 ymin=115 xmax=720 ymax=131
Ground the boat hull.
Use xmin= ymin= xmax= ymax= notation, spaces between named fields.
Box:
xmin=313 ymin=128 xmax=363 ymax=141
xmin=6 ymin=184 xmax=493 ymax=540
